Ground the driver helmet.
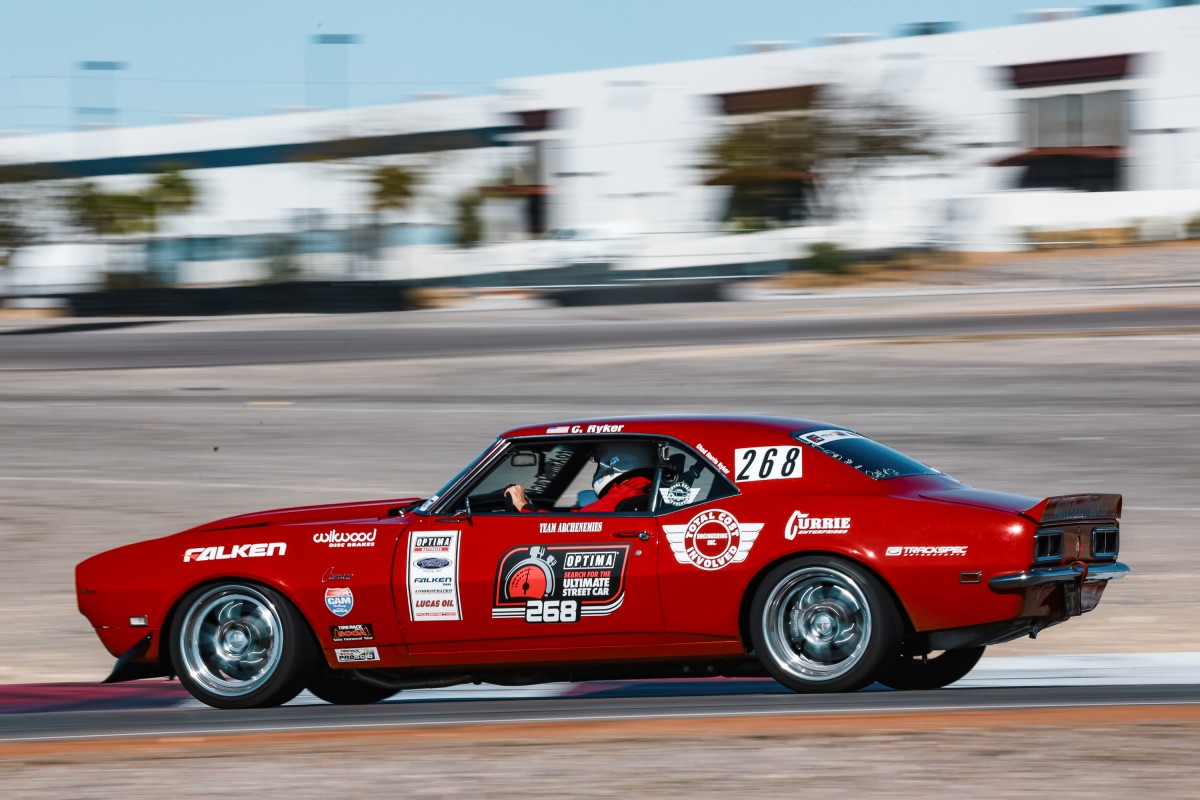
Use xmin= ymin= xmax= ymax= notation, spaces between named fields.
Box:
xmin=591 ymin=442 xmax=655 ymax=497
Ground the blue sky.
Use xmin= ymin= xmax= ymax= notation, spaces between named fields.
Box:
xmin=0 ymin=0 xmax=1134 ymax=132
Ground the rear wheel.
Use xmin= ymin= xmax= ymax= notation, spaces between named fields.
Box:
xmin=750 ymin=557 xmax=901 ymax=693
xmin=171 ymin=582 xmax=314 ymax=709
xmin=877 ymin=646 xmax=985 ymax=690
xmin=307 ymin=667 xmax=397 ymax=705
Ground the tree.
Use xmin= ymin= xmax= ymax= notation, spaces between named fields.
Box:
xmin=703 ymin=89 xmax=946 ymax=225
xmin=454 ymin=191 xmax=484 ymax=248
xmin=64 ymin=167 xmax=199 ymax=286
xmin=0 ymin=196 xmax=35 ymax=268
xmin=368 ymin=164 xmax=419 ymax=216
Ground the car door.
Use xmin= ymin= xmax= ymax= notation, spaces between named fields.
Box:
xmin=393 ymin=437 xmax=666 ymax=664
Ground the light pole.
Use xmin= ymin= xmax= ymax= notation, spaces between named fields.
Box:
xmin=305 ymin=34 xmax=360 ymax=110
xmin=72 ymin=60 xmax=126 ymax=130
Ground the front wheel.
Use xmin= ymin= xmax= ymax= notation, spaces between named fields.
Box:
xmin=170 ymin=582 xmax=315 ymax=709
xmin=750 ymin=557 xmax=901 ymax=693
xmin=307 ymin=667 xmax=398 ymax=705
xmin=877 ymin=646 xmax=985 ymax=690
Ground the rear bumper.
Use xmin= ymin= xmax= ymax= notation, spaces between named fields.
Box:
xmin=989 ymin=561 xmax=1130 ymax=590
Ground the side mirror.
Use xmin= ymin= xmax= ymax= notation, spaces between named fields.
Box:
xmin=510 ymin=452 xmax=537 ymax=468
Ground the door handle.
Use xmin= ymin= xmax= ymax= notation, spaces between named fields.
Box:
xmin=613 ymin=530 xmax=650 ymax=541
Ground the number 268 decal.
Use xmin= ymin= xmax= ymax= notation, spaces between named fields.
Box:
xmin=734 ymin=446 xmax=802 ymax=482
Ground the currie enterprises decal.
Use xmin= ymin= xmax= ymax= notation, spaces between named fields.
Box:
xmin=734 ymin=446 xmax=803 ymax=483
xmin=334 ymin=647 xmax=379 ymax=663
xmin=885 ymin=546 xmax=969 ymax=557
xmin=325 ymin=587 xmax=354 ymax=617
xmin=330 ymin=623 xmax=374 ymax=642
xmin=407 ymin=531 xmax=462 ymax=621
xmin=182 ymin=542 xmax=286 ymax=562
xmin=493 ymin=544 xmax=629 ymax=623
xmin=664 ymin=509 xmax=763 ymax=571
xmin=312 ymin=528 xmax=377 ymax=548
xmin=785 ymin=511 xmax=851 ymax=539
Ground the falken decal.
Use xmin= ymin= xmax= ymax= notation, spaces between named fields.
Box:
xmin=182 ymin=542 xmax=286 ymax=562
xmin=664 ymin=509 xmax=763 ymax=571
xmin=493 ymin=544 xmax=629 ymax=622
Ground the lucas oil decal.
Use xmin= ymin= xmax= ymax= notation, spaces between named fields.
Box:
xmin=664 ymin=509 xmax=763 ymax=570
xmin=407 ymin=531 xmax=462 ymax=621
xmin=492 ymin=544 xmax=629 ymax=623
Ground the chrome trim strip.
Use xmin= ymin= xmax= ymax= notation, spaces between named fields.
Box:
xmin=989 ymin=562 xmax=1130 ymax=590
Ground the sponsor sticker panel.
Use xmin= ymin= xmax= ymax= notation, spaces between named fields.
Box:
xmin=885 ymin=545 xmax=969 ymax=557
xmin=407 ymin=531 xmax=462 ymax=621
xmin=493 ymin=544 xmax=629 ymax=623
xmin=313 ymin=528 xmax=377 ymax=549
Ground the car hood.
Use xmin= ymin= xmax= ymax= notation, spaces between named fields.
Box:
xmin=191 ymin=497 xmax=424 ymax=533
xmin=917 ymin=487 xmax=1041 ymax=516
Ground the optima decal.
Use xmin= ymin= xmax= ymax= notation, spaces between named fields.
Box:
xmin=182 ymin=542 xmax=286 ymax=562
xmin=407 ymin=531 xmax=462 ymax=621
xmin=664 ymin=509 xmax=763 ymax=571
xmin=493 ymin=544 xmax=629 ymax=622
xmin=313 ymin=528 xmax=377 ymax=548
xmin=785 ymin=511 xmax=851 ymax=539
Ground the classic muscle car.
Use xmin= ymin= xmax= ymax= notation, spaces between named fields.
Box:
xmin=76 ymin=416 xmax=1129 ymax=708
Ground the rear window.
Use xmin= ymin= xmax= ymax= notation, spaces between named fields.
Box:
xmin=793 ymin=428 xmax=940 ymax=481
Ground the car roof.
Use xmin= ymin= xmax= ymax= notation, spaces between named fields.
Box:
xmin=501 ymin=415 xmax=837 ymax=441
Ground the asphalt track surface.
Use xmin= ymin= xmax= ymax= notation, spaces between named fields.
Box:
xmin=3 ymin=684 xmax=1200 ymax=744
xmin=2 ymin=304 xmax=1199 ymax=370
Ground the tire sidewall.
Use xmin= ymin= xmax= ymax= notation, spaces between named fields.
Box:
xmin=750 ymin=556 xmax=900 ymax=693
xmin=170 ymin=581 xmax=315 ymax=709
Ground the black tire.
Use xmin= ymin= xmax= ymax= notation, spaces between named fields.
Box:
xmin=749 ymin=557 xmax=901 ymax=693
xmin=877 ymin=646 xmax=986 ymax=691
xmin=170 ymin=582 xmax=315 ymax=709
xmin=307 ymin=667 xmax=398 ymax=705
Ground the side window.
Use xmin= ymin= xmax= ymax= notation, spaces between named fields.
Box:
xmin=466 ymin=442 xmax=591 ymax=512
xmin=656 ymin=444 xmax=736 ymax=511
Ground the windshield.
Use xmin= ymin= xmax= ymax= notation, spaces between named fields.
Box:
xmin=793 ymin=428 xmax=940 ymax=481
xmin=416 ymin=439 xmax=502 ymax=513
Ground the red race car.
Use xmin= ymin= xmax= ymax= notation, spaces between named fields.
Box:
xmin=76 ymin=416 xmax=1129 ymax=709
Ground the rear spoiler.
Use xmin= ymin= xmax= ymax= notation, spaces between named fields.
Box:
xmin=1022 ymin=494 xmax=1123 ymax=524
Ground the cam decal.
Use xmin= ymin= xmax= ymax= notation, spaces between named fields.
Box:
xmin=407 ymin=531 xmax=462 ymax=621
xmin=493 ymin=544 xmax=629 ymax=623
xmin=664 ymin=509 xmax=763 ymax=571
xmin=324 ymin=587 xmax=354 ymax=617
xmin=785 ymin=511 xmax=851 ymax=539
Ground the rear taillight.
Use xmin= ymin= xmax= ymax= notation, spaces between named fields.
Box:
xmin=1092 ymin=526 xmax=1119 ymax=559
xmin=1034 ymin=529 xmax=1063 ymax=562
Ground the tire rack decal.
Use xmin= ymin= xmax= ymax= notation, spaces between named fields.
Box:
xmin=492 ymin=544 xmax=629 ymax=621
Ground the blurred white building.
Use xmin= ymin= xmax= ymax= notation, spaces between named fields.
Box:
xmin=3 ymin=2 xmax=1200 ymax=291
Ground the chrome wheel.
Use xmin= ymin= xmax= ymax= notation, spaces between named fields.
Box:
xmin=751 ymin=557 xmax=900 ymax=693
xmin=177 ymin=584 xmax=284 ymax=699
xmin=761 ymin=566 xmax=872 ymax=682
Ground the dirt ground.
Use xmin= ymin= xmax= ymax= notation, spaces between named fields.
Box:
xmin=3 ymin=708 xmax=1200 ymax=798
